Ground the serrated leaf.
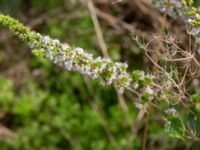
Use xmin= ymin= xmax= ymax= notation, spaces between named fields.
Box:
xmin=164 ymin=116 xmax=186 ymax=139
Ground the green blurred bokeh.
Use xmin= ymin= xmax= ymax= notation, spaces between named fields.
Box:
xmin=0 ymin=0 xmax=199 ymax=150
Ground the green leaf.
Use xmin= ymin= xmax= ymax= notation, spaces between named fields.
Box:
xmin=192 ymin=93 xmax=200 ymax=102
xmin=12 ymin=99 xmax=33 ymax=116
xmin=132 ymin=70 xmax=141 ymax=82
xmin=32 ymin=49 xmax=44 ymax=57
xmin=0 ymin=78 xmax=14 ymax=110
xmin=188 ymin=113 xmax=200 ymax=137
xmin=164 ymin=116 xmax=186 ymax=139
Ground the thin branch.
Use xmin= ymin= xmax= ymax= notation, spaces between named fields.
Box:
xmin=86 ymin=0 xmax=109 ymax=58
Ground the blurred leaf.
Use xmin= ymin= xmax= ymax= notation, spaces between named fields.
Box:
xmin=164 ymin=116 xmax=186 ymax=139
xmin=12 ymin=98 xmax=33 ymax=116
xmin=188 ymin=113 xmax=200 ymax=137
xmin=31 ymin=0 xmax=64 ymax=11
xmin=0 ymin=77 xmax=14 ymax=110
xmin=48 ymin=21 xmax=64 ymax=37
xmin=192 ymin=93 xmax=200 ymax=102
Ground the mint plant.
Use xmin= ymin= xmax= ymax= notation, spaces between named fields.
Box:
xmin=0 ymin=13 xmax=153 ymax=95
xmin=0 ymin=0 xmax=200 ymax=145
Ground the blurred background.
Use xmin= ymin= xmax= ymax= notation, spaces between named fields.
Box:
xmin=0 ymin=0 xmax=199 ymax=149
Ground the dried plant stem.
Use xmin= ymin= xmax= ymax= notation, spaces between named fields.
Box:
xmin=142 ymin=113 xmax=150 ymax=150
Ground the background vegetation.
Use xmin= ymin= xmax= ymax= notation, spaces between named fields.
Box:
xmin=0 ymin=0 xmax=200 ymax=149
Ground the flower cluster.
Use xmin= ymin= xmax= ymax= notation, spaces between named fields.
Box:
xmin=151 ymin=0 xmax=200 ymax=28
xmin=182 ymin=1 xmax=200 ymax=54
xmin=0 ymin=14 xmax=154 ymax=95
xmin=151 ymin=1 xmax=200 ymax=54
xmin=150 ymin=0 xmax=184 ymax=18
xmin=185 ymin=9 xmax=200 ymax=36
xmin=30 ymin=34 xmax=133 ymax=93
xmin=165 ymin=107 xmax=177 ymax=116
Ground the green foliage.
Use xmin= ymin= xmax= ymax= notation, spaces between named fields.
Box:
xmin=192 ymin=93 xmax=200 ymax=102
xmin=0 ymin=78 xmax=14 ymax=110
xmin=0 ymin=0 xmax=200 ymax=149
xmin=0 ymin=73 xmax=138 ymax=150
xmin=32 ymin=0 xmax=64 ymax=11
xmin=187 ymin=113 xmax=200 ymax=137
xmin=164 ymin=116 xmax=186 ymax=139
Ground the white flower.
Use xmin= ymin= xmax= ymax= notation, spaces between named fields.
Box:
xmin=46 ymin=51 xmax=54 ymax=60
xmin=74 ymin=47 xmax=84 ymax=54
xmin=54 ymin=53 xmax=66 ymax=63
xmin=191 ymin=28 xmax=200 ymax=35
xmin=28 ymin=40 xmax=38 ymax=49
xmin=117 ymin=87 xmax=124 ymax=93
xmin=188 ymin=18 xmax=193 ymax=23
xmin=52 ymin=39 xmax=60 ymax=46
xmin=165 ymin=108 xmax=176 ymax=115
xmin=145 ymin=87 xmax=154 ymax=94
xmin=61 ymin=43 xmax=70 ymax=50
xmin=195 ymin=13 xmax=200 ymax=18
xmin=43 ymin=35 xmax=50 ymax=44
xmin=140 ymin=71 xmax=145 ymax=80
xmin=133 ymin=83 xmax=139 ymax=89
xmin=64 ymin=61 xmax=73 ymax=71
xmin=135 ymin=102 xmax=143 ymax=109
